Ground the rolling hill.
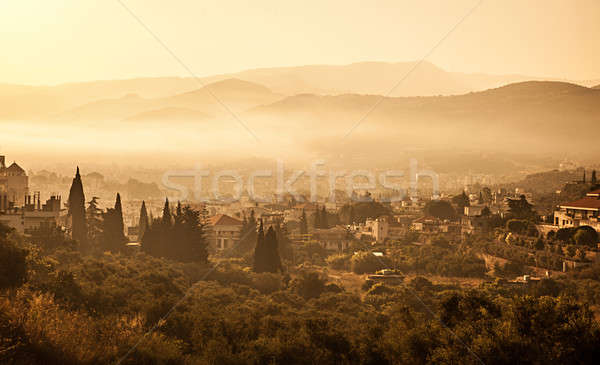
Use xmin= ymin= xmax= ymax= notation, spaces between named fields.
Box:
xmin=123 ymin=107 xmax=211 ymax=123
xmin=53 ymin=78 xmax=283 ymax=122
xmin=1 ymin=61 xmax=596 ymax=120
xmin=247 ymin=81 xmax=600 ymax=157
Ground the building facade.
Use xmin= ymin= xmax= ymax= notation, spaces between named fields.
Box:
xmin=207 ymin=214 xmax=243 ymax=250
xmin=553 ymin=189 xmax=600 ymax=232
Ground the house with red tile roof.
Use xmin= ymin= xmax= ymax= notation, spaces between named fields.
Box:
xmin=553 ymin=189 xmax=600 ymax=232
xmin=207 ymin=214 xmax=244 ymax=251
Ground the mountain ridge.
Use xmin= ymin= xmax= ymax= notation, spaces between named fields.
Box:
xmin=1 ymin=61 xmax=597 ymax=120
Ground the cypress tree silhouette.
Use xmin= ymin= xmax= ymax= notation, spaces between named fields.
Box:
xmin=141 ymin=202 xmax=208 ymax=263
xmin=592 ymin=170 xmax=597 ymax=185
xmin=264 ymin=226 xmax=282 ymax=273
xmin=313 ymin=206 xmax=321 ymax=229
xmin=138 ymin=201 xmax=149 ymax=239
xmin=101 ymin=193 xmax=127 ymax=252
xmin=114 ymin=193 xmax=124 ymax=237
xmin=253 ymin=220 xmax=266 ymax=272
xmin=321 ymin=206 xmax=328 ymax=229
xmin=162 ymin=198 xmax=172 ymax=226
xmin=68 ymin=167 xmax=87 ymax=245
xmin=300 ymin=209 xmax=308 ymax=234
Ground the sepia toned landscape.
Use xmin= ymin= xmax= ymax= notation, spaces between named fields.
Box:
xmin=1 ymin=1 xmax=600 ymax=364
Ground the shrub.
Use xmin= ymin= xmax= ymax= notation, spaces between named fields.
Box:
xmin=506 ymin=219 xmax=528 ymax=234
xmin=326 ymin=253 xmax=351 ymax=270
xmin=251 ymin=272 xmax=285 ymax=294
xmin=289 ymin=270 xmax=327 ymax=300
xmin=0 ymin=238 xmax=28 ymax=290
xmin=366 ymin=283 xmax=395 ymax=296
xmin=350 ymin=251 xmax=392 ymax=274
xmin=573 ymin=226 xmax=598 ymax=247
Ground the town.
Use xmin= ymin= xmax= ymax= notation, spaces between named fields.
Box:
xmin=2 ymin=153 xmax=599 ymax=277
xmin=2 ymin=1 xmax=600 ymax=363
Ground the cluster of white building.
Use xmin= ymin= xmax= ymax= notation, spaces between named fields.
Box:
xmin=0 ymin=155 xmax=63 ymax=233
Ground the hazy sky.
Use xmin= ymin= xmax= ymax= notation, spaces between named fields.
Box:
xmin=1 ymin=0 xmax=598 ymax=85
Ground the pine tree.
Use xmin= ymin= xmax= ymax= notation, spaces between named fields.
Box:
xmin=321 ymin=206 xmax=328 ymax=229
xmin=138 ymin=201 xmax=149 ymax=240
xmin=141 ymin=203 xmax=207 ymax=262
xmin=68 ymin=167 xmax=87 ymax=245
xmin=86 ymin=196 xmax=102 ymax=248
xmin=300 ymin=209 xmax=308 ymax=234
xmin=177 ymin=205 xmax=207 ymax=262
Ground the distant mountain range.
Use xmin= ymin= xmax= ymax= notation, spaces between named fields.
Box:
xmin=246 ymin=80 xmax=600 ymax=158
xmin=54 ymin=79 xmax=281 ymax=122
xmin=1 ymin=61 xmax=598 ymax=120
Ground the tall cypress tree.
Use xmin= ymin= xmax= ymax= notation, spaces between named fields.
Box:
xmin=68 ymin=167 xmax=87 ymax=245
xmin=321 ymin=206 xmax=328 ymax=229
xmin=138 ymin=201 xmax=149 ymax=239
xmin=300 ymin=209 xmax=308 ymax=234
xmin=592 ymin=170 xmax=597 ymax=185
xmin=114 ymin=193 xmax=124 ymax=237
xmin=313 ymin=206 xmax=321 ymax=230
xmin=101 ymin=193 xmax=127 ymax=252
xmin=265 ymin=226 xmax=282 ymax=273
xmin=253 ymin=220 xmax=266 ymax=272
xmin=162 ymin=198 xmax=172 ymax=226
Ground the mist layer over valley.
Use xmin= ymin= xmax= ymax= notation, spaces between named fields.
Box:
xmin=3 ymin=62 xmax=599 ymax=175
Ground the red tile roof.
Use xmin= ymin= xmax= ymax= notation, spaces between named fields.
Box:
xmin=560 ymin=196 xmax=600 ymax=210
xmin=208 ymin=214 xmax=243 ymax=226
xmin=587 ymin=189 xmax=600 ymax=196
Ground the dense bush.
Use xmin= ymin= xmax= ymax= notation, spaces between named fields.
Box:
xmin=573 ymin=226 xmax=598 ymax=247
xmin=2 ymin=225 xmax=600 ymax=364
xmin=506 ymin=219 xmax=528 ymax=234
xmin=0 ymin=234 xmax=28 ymax=290
xmin=424 ymin=200 xmax=456 ymax=220
xmin=390 ymin=245 xmax=487 ymax=278
xmin=326 ymin=253 xmax=351 ymax=270
xmin=350 ymin=251 xmax=392 ymax=274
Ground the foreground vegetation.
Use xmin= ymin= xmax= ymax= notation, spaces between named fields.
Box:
xmin=2 ymin=221 xmax=600 ymax=364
